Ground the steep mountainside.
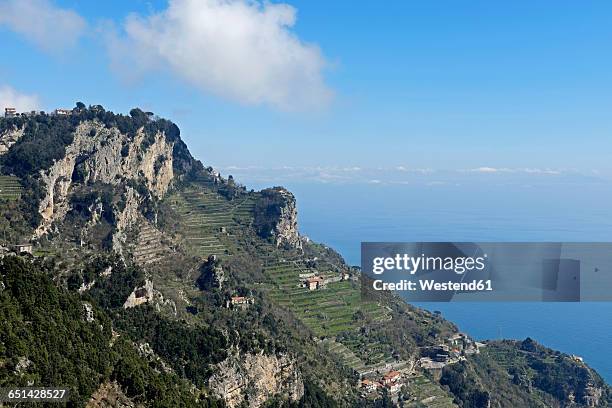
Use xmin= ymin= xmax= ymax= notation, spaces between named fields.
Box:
xmin=0 ymin=105 xmax=610 ymax=408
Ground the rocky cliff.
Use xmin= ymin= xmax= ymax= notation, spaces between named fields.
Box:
xmin=254 ymin=187 xmax=302 ymax=249
xmin=273 ymin=188 xmax=301 ymax=249
xmin=0 ymin=125 xmax=24 ymax=155
xmin=208 ymin=352 xmax=304 ymax=408
xmin=34 ymin=121 xmax=174 ymax=237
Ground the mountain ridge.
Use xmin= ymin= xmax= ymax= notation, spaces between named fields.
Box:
xmin=0 ymin=104 xmax=609 ymax=407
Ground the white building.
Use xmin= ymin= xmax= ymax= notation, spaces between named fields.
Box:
xmin=53 ymin=108 xmax=72 ymax=116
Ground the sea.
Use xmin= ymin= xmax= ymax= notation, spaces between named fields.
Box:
xmin=234 ymin=174 xmax=612 ymax=382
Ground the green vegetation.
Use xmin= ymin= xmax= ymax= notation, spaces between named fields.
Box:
xmin=1 ymin=105 xmax=609 ymax=408
xmin=0 ymin=115 xmax=76 ymax=177
xmin=0 ymin=256 xmax=224 ymax=407
xmin=0 ymin=256 xmax=112 ymax=404
xmin=86 ymin=258 xmax=145 ymax=309
xmin=167 ymin=184 xmax=259 ymax=259
xmin=114 ymin=306 xmax=228 ymax=387
xmin=0 ymin=175 xmax=22 ymax=200
xmin=262 ymin=259 xmax=387 ymax=338
xmin=479 ymin=339 xmax=612 ymax=407
xmin=265 ymin=380 xmax=339 ymax=408
xmin=440 ymin=363 xmax=491 ymax=408
xmin=401 ymin=375 xmax=457 ymax=408
xmin=109 ymin=336 xmax=225 ymax=408
xmin=0 ymin=200 xmax=31 ymax=244
xmin=170 ymin=187 xmax=233 ymax=257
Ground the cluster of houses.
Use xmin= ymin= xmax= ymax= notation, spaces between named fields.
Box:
xmin=4 ymin=107 xmax=73 ymax=118
xmin=357 ymin=333 xmax=486 ymax=398
xmin=418 ymin=333 xmax=485 ymax=370
xmin=300 ymin=271 xmax=351 ymax=291
xmin=360 ymin=370 xmax=404 ymax=396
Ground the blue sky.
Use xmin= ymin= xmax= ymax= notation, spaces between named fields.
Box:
xmin=1 ymin=0 xmax=612 ymax=181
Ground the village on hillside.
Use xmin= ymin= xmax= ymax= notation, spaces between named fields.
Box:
xmin=357 ymin=332 xmax=486 ymax=401
xmin=4 ymin=107 xmax=73 ymax=118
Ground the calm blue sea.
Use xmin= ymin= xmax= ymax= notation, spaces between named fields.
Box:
xmin=244 ymin=179 xmax=612 ymax=382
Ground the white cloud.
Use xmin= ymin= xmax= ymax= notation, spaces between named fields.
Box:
xmin=0 ymin=0 xmax=86 ymax=53
xmin=521 ymin=168 xmax=561 ymax=175
xmin=395 ymin=166 xmax=434 ymax=174
xmin=467 ymin=167 xmax=563 ymax=175
xmin=0 ymin=85 xmax=41 ymax=112
xmin=106 ymin=0 xmax=332 ymax=110
xmin=469 ymin=166 xmax=504 ymax=173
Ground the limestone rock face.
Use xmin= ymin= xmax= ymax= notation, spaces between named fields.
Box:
xmin=82 ymin=302 xmax=95 ymax=322
xmin=136 ymin=342 xmax=173 ymax=374
xmin=111 ymin=186 xmax=142 ymax=254
xmin=87 ymin=381 xmax=138 ymax=408
xmin=34 ymin=121 xmax=175 ymax=237
xmin=582 ymin=383 xmax=604 ymax=407
xmin=255 ymin=187 xmax=302 ymax=250
xmin=208 ymin=352 xmax=304 ymax=408
xmin=0 ymin=126 xmax=24 ymax=155
xmin=123 ymin=279 xmax=156 ymax=309
xmin=122 ymin=279 xmax=176 ymax=315
xmin=274 ymin=188 xmax=301 ymax=249
xmin=197 ymin=255 xmax=225 ymax=289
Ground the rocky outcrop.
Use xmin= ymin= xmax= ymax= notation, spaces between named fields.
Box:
xmin=111 ymin=187 xmax=142 ymax=254
xmin=122 ymin=279 xmax=176 ymax=315
xmin=582 ymin=382 xmax=604 ymax=407
xmin=136 ymin=342 xmax=173 ymax=374
xmin=123 ymin=279 xmax=156 ymax=309
xmin=254 ymin=187 xmax=302 ymax=250
xmin=0 ymin=126 xmax=24 ymax=155
xmin=208 ymin=352 xmax=304 ymax=408
xmin=14 ymin=356 xmax=32 ymax=375
xmin=197 ymin=255 xmax=225 ymax=290
xmin=78 ymin=281 xmax=96 ymax=294
xmin=87 ymin=381 xmax=138 ymax=408
xmin=82 ymin=302 xmax=95 ymax=322
xmin=34 ymin=121 xmax=175 ymax=237
xmin=273 ymin=188 xmax=301 ymax=249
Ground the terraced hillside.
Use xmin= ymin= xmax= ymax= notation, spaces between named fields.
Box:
xmin=166 ymin=180 xmax=401 ymax=375
xmin=0 ymin=175 xmax=22 ymax=200
xmin=168 ymin=184 xmax=259 ymax=259
xmin=131 ymin=219 xmax=171 ymax=265
xmin=402 ymin=375 xmax=457 ymax=408
xmin=263 ymin=259 xmax=389 ymax=338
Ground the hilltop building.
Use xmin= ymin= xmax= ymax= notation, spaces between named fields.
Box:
xmin=53 ymin=108 xmax=72 ymax=116
xmin=571 ymin=355 xmax=584 ymax=363
xmin=4 ymin=107 xmax=16 ymax=117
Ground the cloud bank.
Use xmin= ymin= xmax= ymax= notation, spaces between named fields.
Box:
xmin=467 ymin=167 xmax=561 ymax=175
xmin=0 ymin=0 xmax=86 ymax=53
xmin=107 ymin=0 xmax=332 ymax=110
xmin=0 ymin=85 xmax=41 ymax=112
xmin=212 ymin=165 xmax=585 ymax=187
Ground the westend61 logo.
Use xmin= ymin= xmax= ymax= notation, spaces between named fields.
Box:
xmin=361 ymin=242 xmax=612 ymax=302
xmin=372 ymin=253 xmax=487 ymax=275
